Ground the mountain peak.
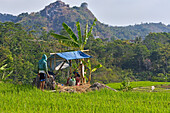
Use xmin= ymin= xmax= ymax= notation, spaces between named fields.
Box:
xmin=48 ymin=0 xmax=69 ymax=8
xmin=40 ymin=0 xmax=70 ymax=17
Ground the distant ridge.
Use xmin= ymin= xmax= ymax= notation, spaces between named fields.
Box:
xmin=0 ymin=1 xmax=170 ymax=39
xmin=0 ymin=13 xmax=17 ymax=22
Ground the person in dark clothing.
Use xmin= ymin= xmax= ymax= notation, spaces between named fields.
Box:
xmin=73 ymin=71 xmax=80 ymax=85
xmin=73 ymin=71 xmax=80 ymax=77
xmin=38 ymin=54 xmax=49 ymax=91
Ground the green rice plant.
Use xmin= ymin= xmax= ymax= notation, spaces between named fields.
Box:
xmin=107 ymin=81 xmax=170 ymax=90
xmin=0 ymin=83 xmax=170 ymax=113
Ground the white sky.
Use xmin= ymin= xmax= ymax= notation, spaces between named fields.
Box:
xmin=0 ymin=0 xmax=169 ymax=26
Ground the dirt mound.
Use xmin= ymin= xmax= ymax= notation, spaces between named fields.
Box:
xmin=57 ymin=82 xmax=117 ymax=93
xmin=160 ymin=85 xmax=170 ymax=89
xmin=90 ymin=82 xmax=117 ymax=92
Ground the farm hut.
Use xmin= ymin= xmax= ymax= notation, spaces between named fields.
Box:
xmin=47 ymin=51 xmax=92 ymax=83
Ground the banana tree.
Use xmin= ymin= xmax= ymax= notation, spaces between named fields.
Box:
xmin=51 ymin=19 xmax=97 ymax=82
xmin=51 ymin=18 xmax=97 ymax=50
xmin=83 ymin=59 xmax=102 ymax=83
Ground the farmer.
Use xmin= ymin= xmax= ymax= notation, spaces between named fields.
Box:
xmin=38 ymin=54 xmax=49 ymax=91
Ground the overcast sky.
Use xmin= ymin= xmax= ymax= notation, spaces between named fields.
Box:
xmin=0 ymin=0 xmax=169 ymax=26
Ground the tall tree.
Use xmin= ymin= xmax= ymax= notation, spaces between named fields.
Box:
xmin=51 ymin=19 xmax=97 ymax=83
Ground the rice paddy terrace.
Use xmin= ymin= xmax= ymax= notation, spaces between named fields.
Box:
xmin=0 ymin=81 xmax=169 ymax=113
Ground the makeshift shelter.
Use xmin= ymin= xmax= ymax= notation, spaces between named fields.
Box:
xmin=47 ymin=51 xmax=92 ymax=81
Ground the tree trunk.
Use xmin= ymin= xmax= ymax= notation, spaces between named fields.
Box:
xmin=88 ymin=70 xmax=92 ymax=84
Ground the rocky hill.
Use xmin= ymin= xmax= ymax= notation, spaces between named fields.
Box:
xmin=1 ymin=1 xmax=170 ymax=39
xmin=0 ymin=13 xmax=17 ymax=22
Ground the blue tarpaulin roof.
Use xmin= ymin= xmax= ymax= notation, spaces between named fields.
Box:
xmin=56 ymin=51 xmax=92 ymax=60
xmin=47 ymin=51 xmax=92 ymax=71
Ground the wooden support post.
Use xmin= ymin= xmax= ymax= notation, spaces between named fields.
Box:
xmin=50 ymin=58 xmax=52 ymax=69
xmin=69 ymin=60 xmax=72 ymax=77
xmin=80 ymin=62 xmax=83 ymax=84
xmin=81 ymin=50 xmax=89 ymax=52
xmin=80 ymin=59 xmax=85 ymax=84
xmin=54 ymin=54 xmax=56 ymax=68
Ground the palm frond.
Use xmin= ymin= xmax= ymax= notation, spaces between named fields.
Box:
xmin=62 ymin=23 xmax=78 ymax=43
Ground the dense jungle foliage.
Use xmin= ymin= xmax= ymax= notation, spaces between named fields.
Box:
xmin=0 ymin=22 xmax=169 ymax=84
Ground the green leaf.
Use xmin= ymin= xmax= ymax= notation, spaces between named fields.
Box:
xmin=82 ymin=60 xmax=87 ymax=65
xmin=84 ymin=18 xmax=97 ymax=45
xmin=3 ymin=70 xmax=13 ymax=80
xmin=0 ymin=64 xmax=8 ymax=71
xmin=87 ymin=18 xmax=97 ymax=38
xmin=82 ymin=59 xmax=91 ymax=70
xmin=62 ymin=23 xmax=78 ymax=43
xmin=84 ymin=23 xmax=88 ymax=45
xmin=76 ymin=22 xmax=82 ymax=44
xmin=0 ymin=59 xmax=7 ymax=66
xmin=59 ymin=39 xmax=80 ymax=48
xmin=92 ymin=64 xmax=102 ymax=72
xmin=87 ymin=59 xmax=91 ymax=70
xmin=51 ymin=33 xmax=70 ymax=40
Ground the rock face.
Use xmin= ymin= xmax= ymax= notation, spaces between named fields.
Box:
xmin=40 ymin=1 xmax=70 ymax=18
xmin=32 ymin=75 xmax=56 ymax=90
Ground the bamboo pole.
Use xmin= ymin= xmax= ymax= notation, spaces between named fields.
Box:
xmin=81 ymin=49 xmax=89 ymax=52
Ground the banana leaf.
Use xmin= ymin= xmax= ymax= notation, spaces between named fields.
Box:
xmin=84 ymin=23 xmax=88 ymax=45
xmin=51 ymin=33 xmax=70 ymax=40
xmin=87 ymin=18 xmax=97 ymax=38
xmin=92 ymin=64 xmax=102 ymax=72
xmin=62 ymin=23 xmax=78 ymax=43
xmin=58 ymin=39 xmax=80 ymax=48
xmin=76 ymin=22 xmax=82 ymax=44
